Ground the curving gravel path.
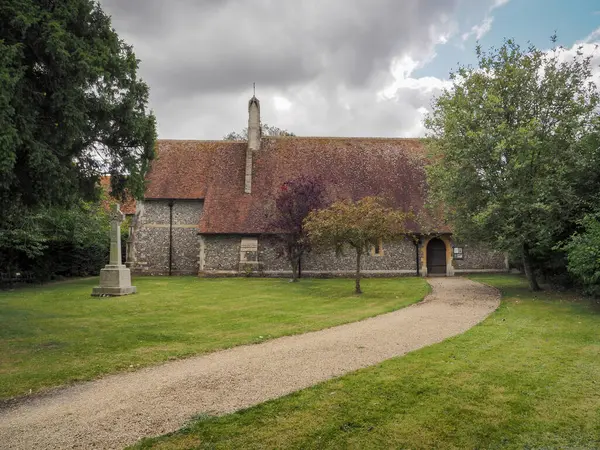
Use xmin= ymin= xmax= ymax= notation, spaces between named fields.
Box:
xmin=0 ymin=277 xmax=499 ymax=450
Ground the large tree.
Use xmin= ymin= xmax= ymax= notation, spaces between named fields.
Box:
xmin=425 ymin=37 xmax=600 ymax=291
xmin=269 ymin=176 xmax=326 ymax=282
xmin=0 ymin=0 xmax=156 ymax=211
xmin=304 ymin=197 xmax=409 ymax=294
xmin=223 ymin=124 xmax=295 ymax=141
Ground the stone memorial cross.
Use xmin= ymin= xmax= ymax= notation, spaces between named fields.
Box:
xmin=109 ymin=204 xmax=125 ymax=266
xmin=91 ymin=203 xmax=136 ymax=296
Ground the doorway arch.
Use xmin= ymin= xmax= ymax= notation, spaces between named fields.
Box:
xmin=427 ymin=238 xmax=447 ymax=275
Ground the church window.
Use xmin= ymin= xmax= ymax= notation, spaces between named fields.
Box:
xmin=371 ymin=238 xmax=384 ymax=256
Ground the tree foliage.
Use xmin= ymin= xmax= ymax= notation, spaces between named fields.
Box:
xmin=223 ymin=124 xmax=295 ymax=140
xmin=0 ymin=202 xmax=110 ymax=284
xmin=564 ymin=214 xmax=600 ymax=297
xmin=304 ymin=197 xmax=410 ymax=294
xmin=0 ymin=207 xmax=47 ymax=277
xmin=0 ymin=0 xmax=155 ymax=281
xmin=0 ymin=0 xmax=156 ymax=210
xmin=425 ymin=37 xmax=600 ymax=291
xmin=269 ymin=176 xmax=326 ymax=281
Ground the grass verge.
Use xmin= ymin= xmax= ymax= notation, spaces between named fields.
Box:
xmin=133 ymin=275 xmax=600 ymax=450
xmin=0 ymin=276 xmax=428 ymax=400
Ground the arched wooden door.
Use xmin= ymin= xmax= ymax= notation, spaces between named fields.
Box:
xmin=427 ymin=238 xmax=447 ymax=275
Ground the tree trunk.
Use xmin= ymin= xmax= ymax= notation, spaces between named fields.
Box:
xmin=522 ymin=243 xmax=541 ymax=291
xmin=355 ymin=249 xmax=362 ymax=294
xmin=290 ymin=257 xmax=299 ymax=282
xmin=7 ymin=251 xmax=14 ymax=289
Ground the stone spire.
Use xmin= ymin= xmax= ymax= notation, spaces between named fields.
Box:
xmin=248 ymin=93 xmax=261 ymax=152
xmin=245 ymin=91 xmax=261 ymax=194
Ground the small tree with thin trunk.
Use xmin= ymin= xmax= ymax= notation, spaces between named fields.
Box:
xmin=269 ymin=176 xmax=326 ymax=282
xmin=304 ymin=197 xmax=410 ymax=294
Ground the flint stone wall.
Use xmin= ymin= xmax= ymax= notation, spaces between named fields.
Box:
xmin=451 ymin=242 xmax=507 ymax=272
xmin=302 ymin=237 xmax=416 ymax=275
xmin=200 ymin=235 xmax=508 ymax=276
xmin=135 ymin=222 xmax=509 ymax=276
xmin=133 ymin=200 xmax=203 ymax=275
xmin=201 ymin=235 xmax=417 ymax=276
xmin=201 ymin=235 xmax=242 ymax=272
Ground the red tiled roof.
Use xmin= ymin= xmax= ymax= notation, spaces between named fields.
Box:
xmin=144 ymin=140 xmax=246 ymax=199
xmin=145 ymin=137 xmax=448 ymax=234
xmin=100 ymin=176 xmax=137 ymax=215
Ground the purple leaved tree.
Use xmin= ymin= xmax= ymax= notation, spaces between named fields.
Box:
xmin=270 ymin=176 xmax=326 ymax=282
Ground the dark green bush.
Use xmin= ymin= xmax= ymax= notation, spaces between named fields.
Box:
xmin=564 ymin=214 xmax=600 ymax=297
xmin=0 ymin=202 xmax=110 ymax=284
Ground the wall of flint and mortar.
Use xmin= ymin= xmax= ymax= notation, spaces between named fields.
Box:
xmin=133 ymin=200 xmax=203 ymax=275
xmin=201 ymin=235 xmax=507 ymax=276
xmin=451 ymin=242 xmax=508 ymax=272
xmin=133 ymin=203 xmax=508 ymax=277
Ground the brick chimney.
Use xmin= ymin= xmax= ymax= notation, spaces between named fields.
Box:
xmin=245 ymin=95 xmax=260 ymax=194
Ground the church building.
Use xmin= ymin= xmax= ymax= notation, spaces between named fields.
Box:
xmin=129 ymin=96 xmax=508 ymax=277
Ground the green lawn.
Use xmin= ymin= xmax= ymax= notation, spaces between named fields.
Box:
xmin=0 ymin=276 xmax=428 ymax=400
xmin=134 ymin=275 xmax=600 ymax=450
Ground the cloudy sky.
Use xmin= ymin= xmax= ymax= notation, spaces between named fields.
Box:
xmin=99 ymin=0 xmax=600 ymax=140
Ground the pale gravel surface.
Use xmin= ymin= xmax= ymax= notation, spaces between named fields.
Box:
xmin=0 ymin=277 xmax=499 ymax=450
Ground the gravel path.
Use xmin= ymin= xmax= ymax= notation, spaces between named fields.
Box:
xmin=0 ymin=277 xmax=499 ymax=450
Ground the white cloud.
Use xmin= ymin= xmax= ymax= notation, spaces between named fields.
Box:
xmin=582 ymin=27 xmax=600 ymax=44
xmin=461 ymin=16 xmax=494 ymax=41
xmin=379 ymin=56 xmax=451 ymax=100
xmin=273 ymin=96 xmax=292 ymax=112
xmin=490 ymin=0 xmax=510 ymax=10
xmin=558 ymin=28 xmax=600 ymax=85
xmin=460 ymin=0 xmax=510 ymax=44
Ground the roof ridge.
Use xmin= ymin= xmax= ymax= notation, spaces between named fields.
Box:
xmin=157 ymin=139 xmax=242 ymax=143
xmin=157 ymin=136 xmax=422 ymax=143
xmin=264 ymin=136 xmax=421 ymax=140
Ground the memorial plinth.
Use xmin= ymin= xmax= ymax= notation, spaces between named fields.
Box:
xmin=92 ymin=204 xmax=136 ymax=296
